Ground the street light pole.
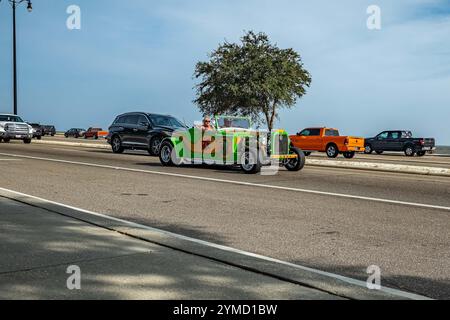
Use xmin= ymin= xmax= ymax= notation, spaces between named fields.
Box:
xmin=12 ymin=1 xmax=17 ymax=115
xmin=3 ymin=0 xmax=32 ymax=115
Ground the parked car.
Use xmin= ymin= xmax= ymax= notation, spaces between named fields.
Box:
xmin=27 ymin=123 xmax=43 ymax=140
xmin=42 ymin=125 xmax=56 ymax=136
xmin=158 ymin=115 xmax=305 ymax=174
xmin=107 ymin=112 xmax=189 ymax=156
xmin=290 ymin=127 xmax=365 ymax=158
xmin=64 ymin=128 xmax=86 ymax=138
xmin=364 ymin=131 xmax=436 ymax=157
xmin=0 ymin=114 xmax=33 ymax=144
xmin=84 ymin=127 xmax=103 ymax=139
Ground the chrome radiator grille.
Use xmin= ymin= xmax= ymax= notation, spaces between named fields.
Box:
xmin=5 ymin=123 xmax=29 ymax=134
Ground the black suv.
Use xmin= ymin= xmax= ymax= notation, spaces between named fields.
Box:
xmin=107 ymin=112 xmax=187 ymax=155
xmin=65 ymin=128 xmax=86 ymax=138
xmin=42 ymin=125 xmax=56 ymax=136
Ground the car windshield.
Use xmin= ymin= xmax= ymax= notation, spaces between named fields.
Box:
xmin=216 ymin=117 xmax=251 ymax=129
xmin=0 ymin=115 xmax=24 ymax=122
xmin=150 ymin=115 xmax=185 ymax=128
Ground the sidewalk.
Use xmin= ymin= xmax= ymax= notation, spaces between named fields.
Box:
xmin=0 ymin=195 xmax=341 ymax=300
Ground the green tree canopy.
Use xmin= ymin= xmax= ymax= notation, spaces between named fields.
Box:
xmin=194 ymin=31 xmax=312 ymax=130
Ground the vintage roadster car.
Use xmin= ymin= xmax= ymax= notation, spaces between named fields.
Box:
xmin=158 ymin=116 xmax=306 ymax=174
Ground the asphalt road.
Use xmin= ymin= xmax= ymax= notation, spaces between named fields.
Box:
xmin=42 ymin=135 xmax=450 ymax=169
xmin=0 ymin=141 xmax=449 ymax=299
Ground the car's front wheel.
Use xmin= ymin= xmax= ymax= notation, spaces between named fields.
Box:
xmin=111 ymin=136 xmax=124 ymax=154
xmin=285 ymin=147 xmax=306 ymax=171
xmin=364 ymin=144 xmax=373 ymax=154
xmin=159 ymin=141 xmax=178 ymax=166
xmin=3 ymin=138 xmax=10 ymax=143
xmin=404 ymin=145 xmax=416 ymax=157
xmin=23 ymin=138 xmax=32 ymax=144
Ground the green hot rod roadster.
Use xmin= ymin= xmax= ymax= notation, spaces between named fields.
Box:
xmin=158 ymin=116 xmax=306 ymax=174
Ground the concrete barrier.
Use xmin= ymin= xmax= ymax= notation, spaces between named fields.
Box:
xmin=34 ymin=139 xmax=110 ymax=150
xmin=306 ymin=159 xmax=450 ymax=177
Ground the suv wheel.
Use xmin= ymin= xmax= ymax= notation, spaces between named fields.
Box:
xmin=3 ymin=138 xmax=10 ymax=143
xmin=149 ymin=136 xmax=162 ymax=156
xmin=375 ymin=150 xmax=384 ymax=155
xmin=23 ymin=138 xmax=32 ymax=144
xmin=111 ymin=136 xmax=124 ymax=154
xmin=326 ymin=144 xmax=339 ymax=158
xmin=404 ymin=145 xmax=416 ymax=157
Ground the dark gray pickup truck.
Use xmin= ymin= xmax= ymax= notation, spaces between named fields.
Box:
xmin=364 ymin=130 xmax=436 ymax=157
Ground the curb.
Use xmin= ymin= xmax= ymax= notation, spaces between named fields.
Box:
xmin=0 ymin=188 xmax=432 ymax=300
xmin=306 ymin=159 xmax=450 ymax=177
xmin=34 ymin=139 xmax=110 ymax=150
xmin=34 ymin=139 xmax=450 ymax=177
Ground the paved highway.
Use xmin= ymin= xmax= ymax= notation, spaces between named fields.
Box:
xmin=0 ymin=141 xmax=449 ymax=299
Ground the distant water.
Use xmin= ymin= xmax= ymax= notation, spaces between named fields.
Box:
xmin=437 ymin=146 xmax=450 ymax=155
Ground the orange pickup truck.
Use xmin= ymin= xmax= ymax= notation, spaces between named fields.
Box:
xmin=290 ymin=127 xmax=364 ymax=158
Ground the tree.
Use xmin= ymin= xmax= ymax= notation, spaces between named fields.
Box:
xmin=194 ymin=31 xmax=312 ymax=130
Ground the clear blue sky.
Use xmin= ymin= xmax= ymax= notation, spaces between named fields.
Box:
xmin=1 ymin=0 xmax=449 ymax=144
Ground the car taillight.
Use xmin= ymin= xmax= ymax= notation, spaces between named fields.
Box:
xmin=420 ymin=139 xmax=425 ymax=145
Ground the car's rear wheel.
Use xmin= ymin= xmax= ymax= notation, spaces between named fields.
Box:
xmin=285 ymin=147 xmax=306 ymax=171
xmin=240 ymin=150 xmax=261 ymax=174
xmin=404 ymin=145 xmax=416 ymax=157
xmin=304 ymin=152 xmax=311 ymax=156
xmin=3 ymin=138 xmax=10 ymax=143
xmin=343 ymin=151 xmax=356 ymax=159
xmin=23 ymin=138 xmax=32 ymax=144
xmin=326 ymin=144 xmax=339 ymax=158
xmin=375 ymin=150 xmax=384 ymax=155
xmin=364 ymin=144 xmax=373 ymax=154
xmin=94 ymin=135 xmax=99 ymax=140
xmin=37 ymin=136 xmax=42 ymax=140
xmin=111 ymin=136 xmax=124 ymax=154
xmin=417 ymin=151 xmax=426 ymax=157
xmin=149 ymin=136 xmax=163 ymax=156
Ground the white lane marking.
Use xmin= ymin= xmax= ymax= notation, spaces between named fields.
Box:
xmin=0 ymin=186 xmax=431 ymax=300
xmin=1 ymin=152 xmax=449 ymax=212
xmin=0 ymin=159 xmax=22 ymax=161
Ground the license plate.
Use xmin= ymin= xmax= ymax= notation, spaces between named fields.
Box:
xmin=355 ymin=147 xmax=360 ymax=151
xmin=15 ymin=135 xmax=23 ymax=138
xmin=422 ymin=147 xmax=431 ymax=151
